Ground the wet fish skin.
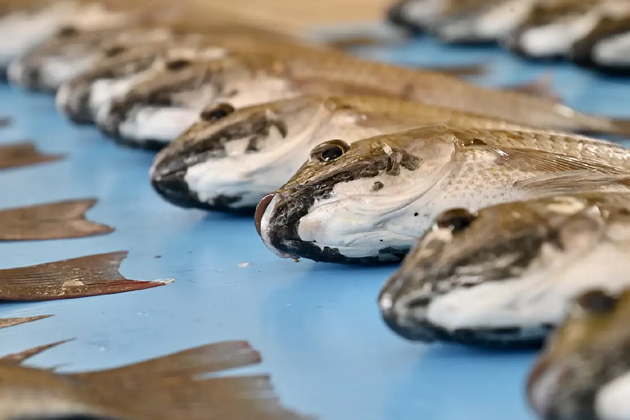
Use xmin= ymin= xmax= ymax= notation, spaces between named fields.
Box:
xmin=502 ymin=0 xmax=604 ymax=59
xmin=150 ymin=94 xmax=536 ymax=213
xmin=379 ymin=191 xmax=630 ymax=348
xmin=56 ymin=31 xmax=306 ymax=126
xmin=0 ymin=340 xmax=312 ymax=420
xmin=0 ymin=0 xmax=175 ymax=74
xmin=256 ymin=126 xmax=630 ymax=265
xmin=8 ymin=24 xmax=173 ymax=92
xmin=527 ymin=287 xmax=630 ymax=420
xmin=96 ymin=42 xmax=630 ymax=150
xmin=569 ymin=4 xmax=630 ymax=72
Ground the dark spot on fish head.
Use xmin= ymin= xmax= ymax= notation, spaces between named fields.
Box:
xmin=166 ymin=58 xmax=191 ymax=71
xmin=103 ymin=44 xmax=127 ymax=57
xmin=150 ymin=104 xmax=290 ymax=198
xmin=573 ymin=290 xmax=619 ymax=316
xmin=56 ymin=25 xmax=80 ymax=38
xmin=199 ymin=103 xmax=235 ymax=122
xmin=372 ymin=181 xmax=384 ymax=191
xmin=434 ymin=208 xmax=478 ymax=233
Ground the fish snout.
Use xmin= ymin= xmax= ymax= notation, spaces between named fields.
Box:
xmin=255 ymin=193 xmax=275 ymax=238
xmin=255 ymin=193 xmax=295 ymax=259
xmin=150 ymin=164 xmax=198 ymax=210
xmin=56 ymin=79 xmax=94 ymax=125
xmin=7 ymin=59 xmax=41 ymax=91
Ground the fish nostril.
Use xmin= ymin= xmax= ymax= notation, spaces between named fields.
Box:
xmin=255 ymin=194 xmax=275 ymax=237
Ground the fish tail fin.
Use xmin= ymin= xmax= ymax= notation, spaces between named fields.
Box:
xmin=0 ymin=315 xmax=52 ymax=330
xmin=0 ymin=199 xmax=113 ymax=241
xmin=0 ymin=339 xmax=73 ymax=365
xmin=75 ymin=341 xmax=311 ymax=420
xmin=0 ymin=251 xmax=173 ymax=301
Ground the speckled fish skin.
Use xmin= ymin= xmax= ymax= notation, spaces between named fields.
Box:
xmin=55 ymin=34 xmax=290 ymax=125
xmin=257 ymin=126 xmax=630 ymax=265
xmin=527 ymin=287 xmax=630 ymax=420
xmin=150 ymin=94 xmax=536 ymax=213
xmin=0 ymin=0 xmax=171 ymax=77
xmin=503 ymin=0 xmax=614 ymax=59
xmin=96 ymin=43 xmax=630 ymax=148
xmin=0 ymin=341 xmax=312 ymax=420
xmin=379 ymin=192 xmax=630 ymax=349
xmin=569 ymin=1 xmax=630 ymax=71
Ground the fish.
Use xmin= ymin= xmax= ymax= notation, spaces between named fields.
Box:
xmin=149 ymin=94 xmax=537 ymax=213
xmin=378 ymin=191 xmax=630 ymax=348
xmin=8 ymin=24 xmax=174 ymax=92
xmin=0 ymin=0 xmax=176 ymax=78
xmin=0 ymin=198 xmax=113 ymax=241
xmin=0 ymin=251 xmax=172 ymax=300
xmin=94 ymin=45 xmax=630 ymax=152
xmin=569 ymin=1 xmax=630 ymax=71
xmin=255 ymin=126 xmax=630 ymax=265
xmin=527 ymin=288 xmax=630 ymax=420
xmin=0 ymin=340 xmax=312 ymax=420
xmin=503 ymin=0 xmax=615 ymax=59
xmin=0 ymin=315 xmax=52 ymax=330
xmin=55 ymin=31 xmax=314 ymax=125
xmin=0 ymin=339 xmax=70 ymax=366
xmin=430 ymin=0 xmax=539 ymax=44
xmin=0 ymin=141 xmax=64 ymax=170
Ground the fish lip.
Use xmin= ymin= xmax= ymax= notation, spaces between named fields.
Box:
xmin=150 ymin=167 xmax=255 ymax=214
xmin=56 ymin=79 xmax=95 ymax=125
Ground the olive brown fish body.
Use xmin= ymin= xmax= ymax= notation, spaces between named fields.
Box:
xmin=150 ymin=94 xmax=535 ymax=212
xmin=379 ymin=191 xmax=630 ymax=349
xmin=528 ymin=287 xmax=630 ymax=420
xmin=258 ymin=126 xmax=630 ymax=265
xmin=97 ymin=42 xmax=630 ymax=151
xmin=503 ymin=0 xmax=622 ymax=59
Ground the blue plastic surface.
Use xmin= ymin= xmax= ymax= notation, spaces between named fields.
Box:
xmin=1 ymin=33 xmax=630 ymax=420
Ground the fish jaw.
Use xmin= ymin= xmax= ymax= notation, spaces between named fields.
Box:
xmin=474 ymin=0 xmax=538 ymax=40
xmin=387 ymin=0 xmax=449 ymax=30
xmin=9 ymin=53 xmax=96 ymax=92
xmin=505 ymin=10 xmax=602 ymax=58
xmin=97 ymin=102 xmax=201 ymax=150
xmin=592 ymin=31 xmax=630 ymax=67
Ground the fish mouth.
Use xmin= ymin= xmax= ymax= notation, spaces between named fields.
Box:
xmin=95 ymin=98 xmax=196 ymax=151
xmin=7 ymin=60 xmax=43 ymax=91
xmin=256 ymin=192 xmax=406 ymax=264
xmin=378 ymin=271 xmax=550 ymax=349
xmin=56 ymin=79 xmax=95 ymax=124
xmin=150 ymin=164 xmax=255 ymax=214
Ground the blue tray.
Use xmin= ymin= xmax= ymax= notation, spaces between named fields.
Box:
xmin=1 ymin=32 xmax=630 ymax=420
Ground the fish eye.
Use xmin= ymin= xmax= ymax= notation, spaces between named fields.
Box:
xmin=573 ymin=290 xmax=618 ymax=316
xmin=104 ymin=45 xmax=126 ymax=57
xmin=434 ymin=208 xmax=477 ymax=233
xmin=309 ymin=140 xmax=351 ymax=163
xmin=57 ymin=25 xmax=79 ymax=38
xmin=166 ymin=59 xmax=191 ymax=71
xmin=199 ymin=103 xmax=236 ymax=122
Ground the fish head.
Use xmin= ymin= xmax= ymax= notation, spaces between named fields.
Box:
xmin=256 ymin=126 xmax=459 ymax=264
xmin=149 ymin=95 xmax=349 ymax=212
xmin=378 ymin=194 xmax=617 ymax=347
xmin=56 ymin=37 xmax=220 ymax=124
xmin=8 ymin=25 xmax=171 ymax=91
xmin=527 ymin=288 xmax=630 ymax=420
xmin=94 ymin=53 xmax=245 ymax=147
